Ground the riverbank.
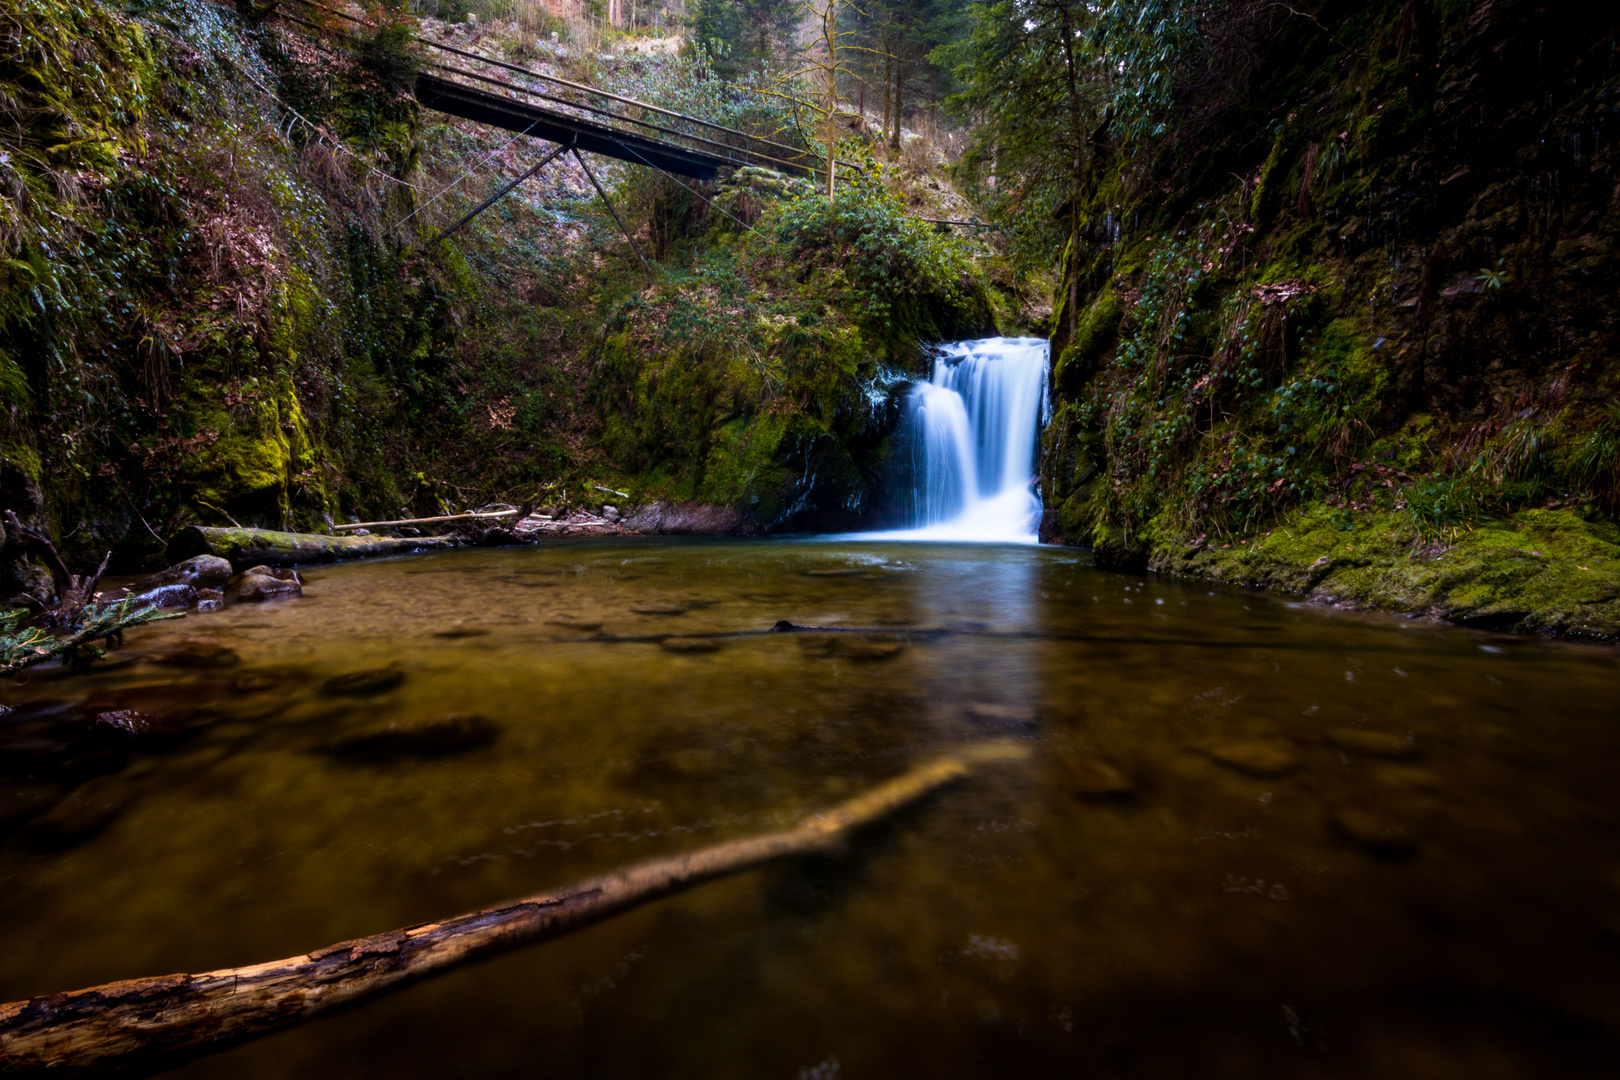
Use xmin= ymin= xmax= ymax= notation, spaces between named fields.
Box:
xmin=1073 ymin=505 xmax=1620 ymax=641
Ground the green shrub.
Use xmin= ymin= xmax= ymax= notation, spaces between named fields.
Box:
xmin=775 ymin=167 xmax=981 ymax=340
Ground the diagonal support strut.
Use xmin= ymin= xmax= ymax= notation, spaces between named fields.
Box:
xmin=427 ymin=137 xmax=573 ymax=246
xmin=573 ymin=147 xmax=650 ymax=273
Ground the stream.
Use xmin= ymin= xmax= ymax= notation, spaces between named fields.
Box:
xmin=1 ymin=538 xmax=1618 ymax=1077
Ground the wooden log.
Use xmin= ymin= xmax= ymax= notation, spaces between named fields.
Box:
xmin=165 ymin=527 xmax=456 ymax=571
xmin=0 ymin=745 xmax=1025 ymax=1074
xmin=331 ymin=511 xmax=519 ymax=532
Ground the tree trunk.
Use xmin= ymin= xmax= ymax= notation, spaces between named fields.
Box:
xmin=0 ymin=749 xmax=1021 ymax=1074
xmin=881 ymin=48 xmax=892 ymax=143
xmin=889 ymin=62 xmax=903 ymax=151
xmin=165 ymin=526 xmax=455 ymax=572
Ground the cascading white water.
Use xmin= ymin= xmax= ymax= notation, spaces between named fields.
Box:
xmin=865 ymin=337 xmax=1050 ymax=544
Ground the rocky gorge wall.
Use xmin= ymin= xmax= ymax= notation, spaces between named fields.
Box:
xmin=1042 ymin=0 xmax=1620 ymax=638
xmin=0 ymin=0 xmax=1003 ymax=604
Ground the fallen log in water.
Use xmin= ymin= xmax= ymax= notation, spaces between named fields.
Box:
xmin=165 ymin=526 xmax=456 ymax=571
xmin=0 ymin=745 xmax=1024 ymax=1075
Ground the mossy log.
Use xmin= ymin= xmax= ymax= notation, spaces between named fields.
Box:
xmin=0 ymin=746 xmax=1024 ymax=1074
xmin=165 ymin=527 xmax=455 ymax=571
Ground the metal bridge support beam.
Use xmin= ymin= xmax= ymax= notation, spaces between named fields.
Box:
xmin=573 ymin=148 xmax=651 ymax=274
xmin=425 ymin=139 xmax=574 ymax=247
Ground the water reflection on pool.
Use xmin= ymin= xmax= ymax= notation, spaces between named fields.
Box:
xmin=1 ymin=538 xmax=1617 ymax=1078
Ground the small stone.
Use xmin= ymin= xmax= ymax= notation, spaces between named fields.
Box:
xmin=547 ymin=617 xmax=603 ymax=632
xmin=660 ymin=637 xmax=721 ymax=654
xmin=602 ymin=505 xmax=621 ymax=522
xmin=1326 ymin=728 xmax=1420 ymax=759
xmin=324 ymin=713 xmax=499 ymax=760
xmin=25 ymin=776 xmax=138 ymax=849
xmin=630 ymin=604 xmax=686 ymax=615
xmin=1060 ymin=755 xmax=1133 ymax=798
xmin=154 ymin=640 xmax=241 ymax=669
xmin=195 ymin=588 xmax=224 ymax=612
xmin=94 ymin=710 xmax=154 ymax=735
xmin=966 ymin=703 xmax=1039 ymax=731
xmin=1329 ymin=807 xmax=1419 ymax=856
xmin=1202 ymin=740 xmax=1298 ymax=777
xmin=322 ymin=667 xmax=405 ymax=696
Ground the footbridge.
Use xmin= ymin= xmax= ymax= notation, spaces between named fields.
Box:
xmin=275 ymin=0 xmax=832 ymax=183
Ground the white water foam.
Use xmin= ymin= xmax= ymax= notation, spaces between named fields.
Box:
xmin=858 ymin=336 xmax=1050 ymax=544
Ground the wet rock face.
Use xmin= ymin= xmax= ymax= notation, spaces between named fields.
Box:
xmin=621 ymin=502 xmax=764 ymax=537
xmin=110 ymin=555 xmax=233 ymax=600
xmin=224 ymin=565 xmax=301 ymax=604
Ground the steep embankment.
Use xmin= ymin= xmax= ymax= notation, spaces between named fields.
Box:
xmin=1044 ymin=0 xmax=1620 ymax=637
xmin=0 ymin=0 xmax=1002 ymax=601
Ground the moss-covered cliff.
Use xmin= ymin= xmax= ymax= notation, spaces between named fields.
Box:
xmin=0 ymin=0 xmax=1001 ymax=595
xmin=1042 ymin=0 xmax=1620 ymax=637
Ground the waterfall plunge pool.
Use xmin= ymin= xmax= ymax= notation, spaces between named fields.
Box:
xmin=0 ymin=539 xmax=1616 ymax=1078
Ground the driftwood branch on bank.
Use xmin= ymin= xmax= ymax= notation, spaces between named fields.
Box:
xmin=0 ymin=746 xmax=1024 ymax=1075
xmin=331 ymin=510 xmax=519 ymax=531
xmin=165 ymin=526 xmax=456 ymax=571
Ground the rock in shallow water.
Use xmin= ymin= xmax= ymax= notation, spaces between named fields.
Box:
xmin=547 ymin=617 xmax=603 ymax=632
xmin=322 ymin=668 xmax=405 ymax=696
xmin=1328 ymin=806 xmax=1420 ymax=857
xmin=323 ymin=713 xmax=499 ymax=760
xmin=965 ymin=703 xmax=1039 ymax=732
xmin=24 ymin=775 xmax=139 ymax=849
xmin=1326 ymin=728 xmax=1421 ymax=759
xmin=98 ymin=555 xmax=233 ymax=604
xmin=1059 ymin=754 xmax=1134 ymax=798
xmin=152 ymin=640 xmax=240 ymax=669
xmin=1201 ymin=740 xmax=1298 ymax=777
xmin=660 ymin=637 xmax=722 ymax=654
xmin=224 ymin=565 xmax=301 ymax=604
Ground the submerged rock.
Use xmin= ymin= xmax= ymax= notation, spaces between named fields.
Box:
xmin=1200 ymin=740 xmax=1298 ymax=777
xmin=1059 ymin=754 xmax=1134 ymax=798
xmin=1328 ymin=806 xmax=1420 ymax=857
xmin=152 ymin=640 xmax=241 ymax=669
xmin=323 ymin=713 xmax=499 ymax=760
xmin=660 ymin=636 xmax=722 ymax=654
xmin=547 ymin=617 xmax=603 ymax=632
xmin=0 ymin=781 xmax=64 ymax=829
xmin=965 ymin=703 xmax=1039 ymax=732
xmin=800 ymin=635 xmax=907 ymax=662
xmin=322 ymin=668 xmax=405 ymax=696
xmin=1326 ymin=728 xmax=1421 ymax=759
xmin=630 ymin=603 xmax=686 ymax=616
xmin=224 ymin=565 xmax=301 ymax=604
xmin=25 ymin=775 xmax=139 ymax=849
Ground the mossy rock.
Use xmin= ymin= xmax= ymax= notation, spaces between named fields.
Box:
xmin=1153 ymin=504 xmax=1620 ymax=638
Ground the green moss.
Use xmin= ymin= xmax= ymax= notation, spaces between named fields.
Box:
xmin=1153 ymin=503 xmax=1620 ymax=638
xmin=1054 ymin=293 xmax=1121 ymax=396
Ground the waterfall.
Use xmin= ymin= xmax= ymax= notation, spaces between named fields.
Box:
xmin=867 ymin=337 xmax=1050 ymax=544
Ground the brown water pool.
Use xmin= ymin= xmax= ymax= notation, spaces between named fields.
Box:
xmin=1 ymin=538 xmax=1617 ymax=1078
